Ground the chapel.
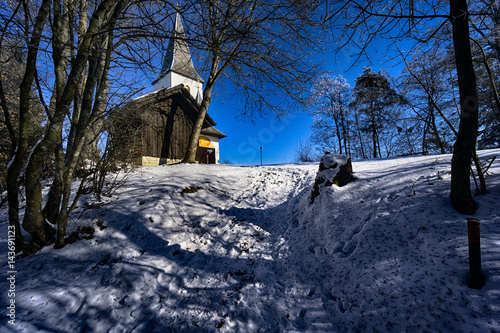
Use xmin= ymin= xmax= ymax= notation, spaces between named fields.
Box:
xmin=111 ymin=12 xmax=226 ymax=166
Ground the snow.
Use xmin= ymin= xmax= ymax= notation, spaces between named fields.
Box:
xmin=315 ymin=152 xmax=350 ymax=187
xmin=320 ymin=153 xmax=349 ymax=169
xmin=316 ymin=153 xmax=347 ymax=183
xmin=1 ymin=149 xmax=500 ymax=332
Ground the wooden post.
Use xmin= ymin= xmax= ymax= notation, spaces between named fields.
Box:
xmin=467 ymin=218 xmax=485 ymax=289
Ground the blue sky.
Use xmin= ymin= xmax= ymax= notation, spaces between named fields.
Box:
xmin=210 ymin=40 xmax=407 ymax=165
xmin=134 ymin=8 xmax=415 ymax=165
xmin=210 ymin=106 xmax=314 ymax=165
xmin=136 ymin=12 xmax=413 ymax=166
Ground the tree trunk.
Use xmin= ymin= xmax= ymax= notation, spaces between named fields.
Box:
xmin=45 ymin=0 xmax=89 ymax=226
xmin=43 ymin=140 xmax=64 ymax=224
xmin=335 ymin=120 xmax=343 ymax=154
xmin=371 ymin=111 xmax=378 ymax=158
xmin=488 ymin=3 xmax=500 ymax=74
xmin=472 ymin=152 xmax=487 ymax=195
xmin=184 ymin=39 xmax=226 ymax=164
xmin=43 ymin=0 xmax=71 ymax=226
xmin=429 ymin=107 xmax=446 ymax=154
xmin=449 ymin=0 xmax=479 ymax=214
xmin=184 ymin=64 xmax=219 ymax=163
xmin=23 ymin=0 xmax=121 ymax=246
xmin=23 ymin=143 xmax=55 ymax=246
xmin=422 ymin=111 xmax=430 ymax=155
xmin=184 ymin=93 xmax=212 ymax=163
xmin=377 ymin=134 xmax=383 ymax=158
xmin=354 ymin=110 xmax=365 ymax=158
xmin=53 ymin=6 xmax=117 ymax=248
xmin=341 ymin=110 xmax=350 ymax=157
xmin=55 ymin=35 xmax=112 ymax=248
xmin=23 ymin=0 xmax=73 ymax=245
xmin=6 ymin=0 xmax=52 ymax=250
xmin=474 ymin=39 xmax=500 ymax=120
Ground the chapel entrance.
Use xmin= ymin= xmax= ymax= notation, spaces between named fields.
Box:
xmin=197 ymin=136 xmax=216 ymax=164
xmin=198 ymin=147 xmax=216 ymax=164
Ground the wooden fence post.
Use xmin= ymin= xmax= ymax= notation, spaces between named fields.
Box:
xmin=467 ymin=218 xmax=485 ymax=289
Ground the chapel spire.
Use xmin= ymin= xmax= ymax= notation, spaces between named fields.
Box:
xmin=152 ymin=11 xmax=204 ymax=97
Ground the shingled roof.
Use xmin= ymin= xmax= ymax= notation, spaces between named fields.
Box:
xmin=201 ymin=126 xmax=227 ymax=139
xmin=152 ymin=12 xmax=204 ymax=85
xmin=130 ymin=84 xmax=216 ymax=126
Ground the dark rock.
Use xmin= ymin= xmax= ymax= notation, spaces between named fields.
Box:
xmin=311 ymin=152 xmax=355 ymax=203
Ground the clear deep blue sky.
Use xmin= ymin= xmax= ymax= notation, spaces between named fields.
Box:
xmin=135 ymin=10 xmax=413 ymax=165
xmin=209 ymin=39 xmax=406 ymax=165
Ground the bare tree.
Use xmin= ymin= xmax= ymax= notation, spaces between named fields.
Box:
xmin=468 ymin=1 xmax=500 ymax=149
xmin=294 ymin=139 xmax=316 ymax=162
xmin=181 ymin=0 xmax=324 ymax=163
xmin=399 ymin=45 xmax=457 ymax=155
xmin=325 ymin=0 xmax=485 ymax=214
xmin=2 ymin=0 xmax=53 ymax=250
xmin=0 ymin=0 xmax=165 ymax=250
xmin=310 ymin=73 xmax=352 ymax=156
xmin=2 ymin=0 xmax=232 ymax=250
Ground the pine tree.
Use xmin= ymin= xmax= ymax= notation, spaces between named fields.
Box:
xmin=352 ymin=68 xmax=403 ymax=158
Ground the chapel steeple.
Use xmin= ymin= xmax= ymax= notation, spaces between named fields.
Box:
xmin=152 ymin=12 xmax=204 ymax=102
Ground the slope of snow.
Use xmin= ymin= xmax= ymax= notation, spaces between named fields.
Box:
xmin=1 ymin=149 xmax=499 ymax=332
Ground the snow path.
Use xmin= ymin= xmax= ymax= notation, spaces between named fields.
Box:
xmin=1 ymin=149 xmax=499 ymax=332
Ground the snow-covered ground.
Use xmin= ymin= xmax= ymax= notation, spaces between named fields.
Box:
xmin=1 ymin=149 xmax=499 ymax=332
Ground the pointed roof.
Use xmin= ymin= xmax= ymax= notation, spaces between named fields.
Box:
xmin=153 ymin=12 xmax=204 ymax=85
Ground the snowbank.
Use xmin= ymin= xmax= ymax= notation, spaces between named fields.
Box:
xmin=0 ymin=149 xmax=499 ymax=332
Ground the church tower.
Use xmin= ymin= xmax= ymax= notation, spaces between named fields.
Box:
xmin=152 ymin=12 xmax=204 ymax=103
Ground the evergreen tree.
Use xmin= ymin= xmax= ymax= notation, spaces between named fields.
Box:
xmin=352 ymin=68 xmax=403 ymax=158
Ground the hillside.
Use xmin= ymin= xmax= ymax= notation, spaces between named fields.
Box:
xmin=1 ymin=149 xmax=499 ymax=332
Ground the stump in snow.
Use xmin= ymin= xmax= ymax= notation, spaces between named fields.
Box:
xmin=310 ymin=152 xmax=355 ymax=203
